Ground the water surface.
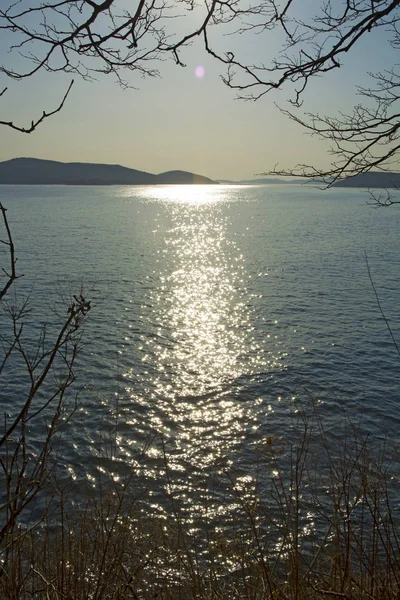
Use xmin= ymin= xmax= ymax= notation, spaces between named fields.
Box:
xmin=1 ymin=183 xmax=399 ymax=517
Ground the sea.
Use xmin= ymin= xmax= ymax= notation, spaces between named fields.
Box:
xmin=0 ymin=183 xmax=399 ymax=524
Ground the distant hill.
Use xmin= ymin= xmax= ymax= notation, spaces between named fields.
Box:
xmin=0 ymin=158 xmax=215 ymax=185
xmin=217 ymin=177 xmax=314 ymax=185
xmin=156 ymin=170 xmax=213 ymax=184
xmin=333 ymin=171 xmax=400 ymax=188
xmin=239 ymin=177 xmax=312 ymax=185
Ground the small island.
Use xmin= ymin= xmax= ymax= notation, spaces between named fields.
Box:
xmin=0 ymin=157 xmax=215 ymax=185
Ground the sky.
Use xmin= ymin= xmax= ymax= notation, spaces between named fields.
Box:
xmin=0 ymin=2 xmax=397 ymax=182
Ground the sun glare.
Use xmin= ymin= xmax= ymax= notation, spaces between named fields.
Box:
xmin=137 ymin=185 xmax=224 ymax=205
xmin=121 ymin=197 xmax=267 ymax=475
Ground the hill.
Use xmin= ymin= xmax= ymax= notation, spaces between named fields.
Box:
xmin=238 ymin=177 xmax=311 ymax=185
xmin=217 ymin=177 xmax=317 ymax=185
xmin=156 ymin=170 xmax=213 ymax=184
xmin=333 ymin=171 xmax=400 ymax=188
xmin=0 ymin=158 xmax=214 ymax=185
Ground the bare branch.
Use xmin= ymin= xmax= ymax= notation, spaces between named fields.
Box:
xmin=365 ymin=251 xmax=400 ymax=357
xmin=0 ymin=203 xmax=20 ymax=300
xmin=1 ymin=1 xmax=399 ymax=182
xmin=0 ymin=79 xmax=74 ymax=133
xmin=366 ymin=188 xmax=400 ymax=207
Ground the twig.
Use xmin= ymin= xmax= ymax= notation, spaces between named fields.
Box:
xmin=0 ymin=202 xmax=21 ymax=300
xmin=0 ymin=80 xmax=74 ymax=134
xmin=314 ymin=589 xmax=350 ymax=599
xmin=365 ymin=251 xmax=400 ymax=358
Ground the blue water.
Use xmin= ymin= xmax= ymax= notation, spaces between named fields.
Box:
xmin=0 ymin=183 xmax=399 ymax=516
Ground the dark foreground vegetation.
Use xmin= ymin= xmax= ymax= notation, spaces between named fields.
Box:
xmin=1 ymin=402 xmax=400 ymax=600
xmin=1 ymin=203 xmax=400 ymax=600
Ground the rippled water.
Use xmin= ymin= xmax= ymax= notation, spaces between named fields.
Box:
xmin=1 ymin=183 xmax=399 ymax=519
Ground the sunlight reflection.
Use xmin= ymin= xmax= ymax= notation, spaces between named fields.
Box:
xmin=121 ymin=187 xmax=269 ymax=477
xmin=135 ymin=184 xmax=226 ymax=205
xmin=112 ymin=185 xmax=291 ymax=527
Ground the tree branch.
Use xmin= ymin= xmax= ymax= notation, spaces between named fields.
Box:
xmin=0 ymin=79 xmax=74 ymax=133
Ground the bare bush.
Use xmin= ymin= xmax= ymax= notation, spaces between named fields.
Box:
xmin=0 ymin=203 xmax=91 ymax=586
xmin=1 ymin=397 xmax=399 ymax=599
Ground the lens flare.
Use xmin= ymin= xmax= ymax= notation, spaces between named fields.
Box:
xmin=195 ymin=65 xmax=205 ymax=78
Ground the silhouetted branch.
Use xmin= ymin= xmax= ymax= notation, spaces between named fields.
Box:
xmin=366 ymin=189 xmax=400 ymax=207
xmin=365 ymin=251 xmax=400 ymax=358
xmin=0 ymin=203 xmax=20 ymax=300
xmin=0 ymin=80 xmax=74 ymax=133
xmin=269 ymin=99 xmax=400 ymax=186
xmin=1 ymin=1 xmax=400 ymax=182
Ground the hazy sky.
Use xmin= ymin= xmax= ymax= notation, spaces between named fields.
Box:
xmin=0 ymin=4 xmax=396 ymax=181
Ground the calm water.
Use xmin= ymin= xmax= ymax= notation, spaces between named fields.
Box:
xmin=0 ymin=183 xmax=399 ymax=518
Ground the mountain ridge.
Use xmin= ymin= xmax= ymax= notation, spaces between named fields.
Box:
xmin=0 ymin=158 xmax=215 ymax=185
